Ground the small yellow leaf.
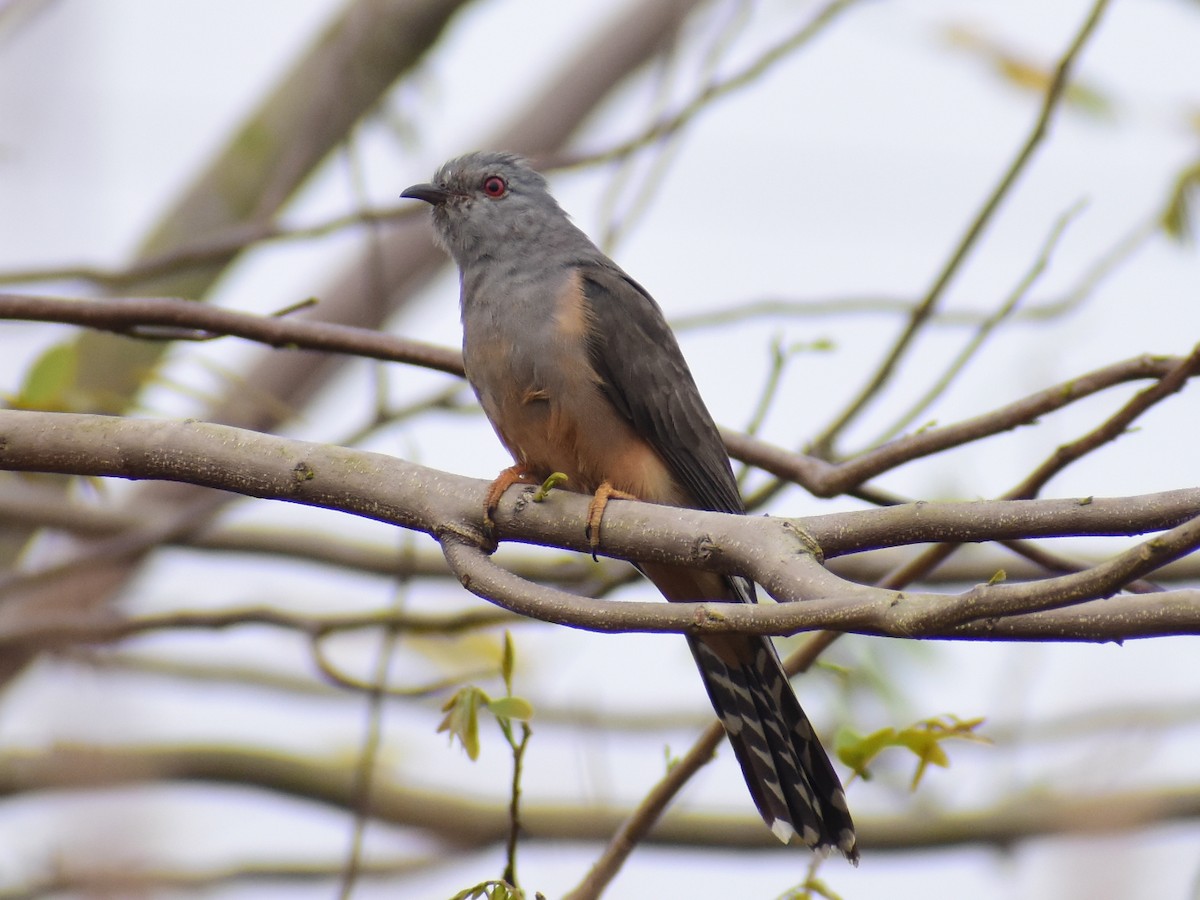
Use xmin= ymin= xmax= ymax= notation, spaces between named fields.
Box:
xmin=837 ymin=716 xmax=988 ymax=788
xmin=1162 ymin=158 xmax=1200 ymax=243
xmin=487 ymin=695 xmax=534 ymax=722
xmin=501 ymin=631 xmax=516 ymax=693
xmin=836 ymin=727 xmax=897 ymax=779
xmin=438 ymin=686 xmax=489 ymax=761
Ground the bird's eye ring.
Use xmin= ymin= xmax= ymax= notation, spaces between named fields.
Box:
xmin=482 ymin=175 xmax=507 ymax=198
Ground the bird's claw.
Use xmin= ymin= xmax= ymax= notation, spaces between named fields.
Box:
xmin=483 ymin=464 xmax=538 ymax=546
xmin=585 ymin=481 xmax=637 ymax=562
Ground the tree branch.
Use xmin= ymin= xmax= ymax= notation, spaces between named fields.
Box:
xmin=0 ymin=604 xmax=514 ymax=653
xmin=0 ymin=409 xmax=1197 ymax=641
xmin=1 ymin=744 xmax=1195 ymax=855
xmin=0 ymin=292 xmax=463 ymax=374
xmin=564 ymin=632 xmax=836 ymax=900
xmin=811 ymin=0 xmax=1113 ymax=455
xmin=4 ymin=292 xmax=1194 ymax=504
xmin=1010 ymin=342 xmax=1200 ymax=499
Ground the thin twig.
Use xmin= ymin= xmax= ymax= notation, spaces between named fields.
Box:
xmin=871 ymin=200 xmax=1086 ymax=447
xmin=670 ymin=211 xmax=1158 ymax=334
xmin=557 ymin=0 xmax=867 ymax=171
xmin=0 ymin=205 xmax=425 ymax=290
xmin=503 ymin=723 xmax=532 ymax=888
xmin=563 ymin=631 xmax=839 ymax=900
xmin=1009 ymin=343 xmax=1200 ymax=499
xmin=338 ymin=576 xmax=409 ymax=899
xmin=727 ymin=353 xmax=1190 ymax=499
xmin=810 ymin=0 xmax=1113 ymax=457
xmin=0 ymin=605 xmax=513 ymax=651
xmin=598 ymin=0 xmax=756 ymax=253
xmin=735 ymin=334 xmax=792 ymax=488
xmin=0 ymin=292 xmax=465 ymax=374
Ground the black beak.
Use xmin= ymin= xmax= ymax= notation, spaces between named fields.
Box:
xmin=401 ymin=182 xmax=451 ymax=205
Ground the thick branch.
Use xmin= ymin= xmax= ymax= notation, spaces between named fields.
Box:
xmin=5 ymin=294 xmax=1194 ymax=506
xmin=1 ymin=410 xmax=1198 ymax=641
xmin=7 ymin=478 xmax=1200 ymax=589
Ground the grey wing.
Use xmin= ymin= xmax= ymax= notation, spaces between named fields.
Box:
xmin=577 ymin=263 xmax=743 ymax=516
xmin=578 ymin=262 xmax=756 ymax=604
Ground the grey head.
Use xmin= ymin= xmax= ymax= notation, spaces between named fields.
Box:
xmin=401 ymin=151 xmax=594 ymax=272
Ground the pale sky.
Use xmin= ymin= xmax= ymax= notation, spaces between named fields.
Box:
xmin=0 ymin=1 xmax=1198 ymax=898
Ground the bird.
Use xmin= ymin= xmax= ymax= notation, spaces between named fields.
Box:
xmin=402 ymin=151 xmax=857 ymax=860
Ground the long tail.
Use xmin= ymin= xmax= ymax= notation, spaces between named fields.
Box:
xmin=639 ymin=562 xmax=857 ymax=860
xmin=688 ymin=632 xmax=858 ymax=862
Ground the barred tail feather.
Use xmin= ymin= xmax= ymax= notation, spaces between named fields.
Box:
xmin=688 ymin=634 xmax=858 ymax=862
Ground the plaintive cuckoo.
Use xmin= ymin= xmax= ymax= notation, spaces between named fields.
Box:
xmin=402 ymin=151 xmax=857 ymax=860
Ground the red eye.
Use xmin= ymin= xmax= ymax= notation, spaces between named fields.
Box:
xmin=482 ymin=175 xmax=507 ymax=198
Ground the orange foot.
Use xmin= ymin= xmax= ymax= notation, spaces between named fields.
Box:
xmin=484 ymin=464 xmax=540 ymax=541
xmin=585 ymin=481 xmax=639 ymax=561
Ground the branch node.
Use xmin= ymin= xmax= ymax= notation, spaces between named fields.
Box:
xmin=690 ymin=603 xmax=728 ymax=631
xmin=782 ymin=519 xmax=825 ymax=563
xmin=436 ymin=523 xmax=494 ymax=557
xmin=511 ymin=486 xmax=537 ymax=516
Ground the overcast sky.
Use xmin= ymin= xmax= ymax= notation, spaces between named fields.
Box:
xmin=1 ymin=1 xmax=1198 ymax=898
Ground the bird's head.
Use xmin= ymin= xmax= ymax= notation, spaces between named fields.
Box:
xmin=401 ymin=151 xmax=571 ymax=268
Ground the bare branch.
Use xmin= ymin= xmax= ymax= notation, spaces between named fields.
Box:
xmin=811 ymin=0 xmax=1113 ymax=456
xmin=0 ymin=479 xmax=625 ymax=588
xmin=0 ymin=856 xmax=438 ymax=900
xmin=1 ymin=744 xmax=1195 ymax=856
xmin=0 ymin=605 xmax=515 ymax=653
xmin=564 ymin=632 xmax=835 ymax=900
xmin=0 ymin=292 xmax=464 ymax=374
xmin=726 ymin=351 xmax=1195 ymax=497
xmin=555 ymin=0 xmax=866 ymax=170
xmin=871 ymin=200 xmax=1085 ymax=446
xmin=7 ymin=293 xmax=1193 ymax=509
xmin=1010 ymin=343 xmax=1200 ymax=498
xmin=1 ymin=409 xmax=1198 ymax=641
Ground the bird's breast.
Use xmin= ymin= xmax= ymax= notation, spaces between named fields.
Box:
xmin=461 ymin=269 xmax=685 ymax=506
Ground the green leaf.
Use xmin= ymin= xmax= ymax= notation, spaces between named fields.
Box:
xmin=895 ymin=728 xmax=951 ymax=791
xmin=836 ymin=727 xmax=898 ymax=780
xmin=11 ymin=341 xmax=78 ymax=410
xmin=663 ymin=744 xmax=680 ymax=773
xmin=487 ymin=695 xmax=534 ymax=722
xmin=942 ymin=24 xmax=1114 ymax=121
xmin=449 ymin=881 xmax=522 ymax=900
xmin=501 ymin=631 xmax=516 ymax=694
xmin=776 ymin=875 xmax=844 ymax=900
xmin=1162 ymin=158 xmax=1200 ymax=243
xmin=438 ymin=686 xmax=490 ymax=761
xmin=532 ymin=471 xmax=569 ymax=501
xmin=837 ymin=716 xmax=989 ymax=788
